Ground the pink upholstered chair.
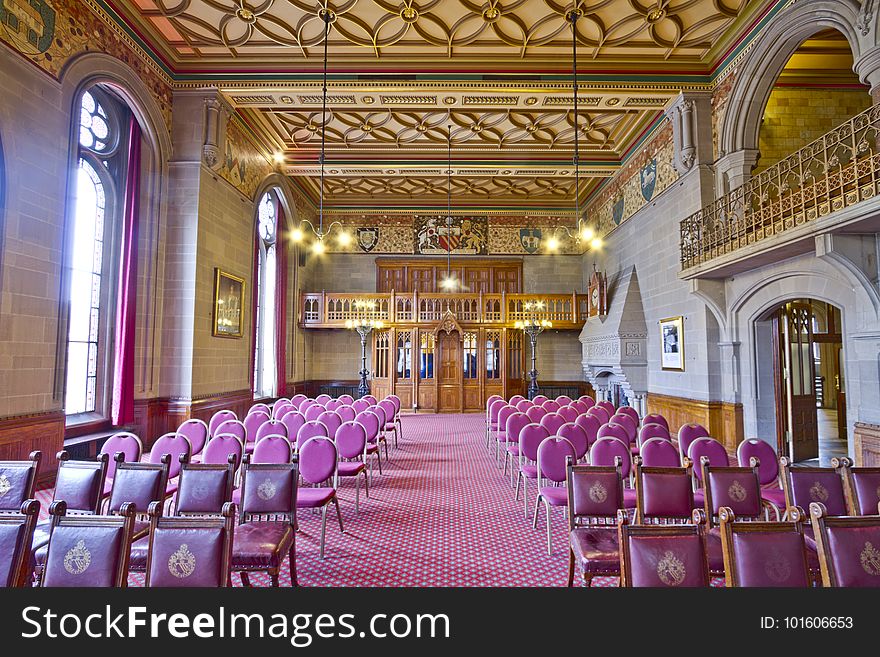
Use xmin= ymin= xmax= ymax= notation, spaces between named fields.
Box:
xmin=289 ymin=394 xmax=308 ymax=409
xmin=637 ymin=422 xmax=671 ymax=448
xmin=494 ymin=405 xmax=516 ymax=461
xmin=253 ymin=435 xmax=293 ymax=464
xmin=297 ymin=436 xmax=343 ymax=559
xmin=566 ymin=462 xmax=624 ymax=587
xmin=243 ymin=411 xmax=271 ymax=453
xmin=574 ymin=414 xmax=601 ymax=453
xmin=279 ymin=411 xmax=306 ymax=444
xmin=304 ymin=404 xmax=325 ymax=422
xmin=324 ymin=399 xmax=343 ymax=412
xmin=542 ymin=399 xmax=561 ymax=413
xmin=737 ymin=438 xmax=785 ymax=513
xmin=352 ymin=398 xmax=370 ymax=414
xmin=486 ymin=397 xmax=506 ymax=448
xmin=677 ymin=423 xmax=710 ymax=463
xmin=144 ymin=501 xmax=235 ymax=587
xmin=40 ymin=500 xmax=137 ymax=588
xmin=616 ymin=405 xmax=639 ymax=424
xmin=176 ymin=420 xmax=209 ymax=457
xmin=208 ymin=410 xmax=237 ymax=437
xmin=633 ymin=462 xmax=695 ymax=525
xmin=295 ymin=420 xmax=329 ymax=451
xmin=810 ymin=503 xmax=880 ymax=587
xmin=387 ymin=394 xmax=403 ymax=443
xmin=371 ymin=404 xmax=391 ymax=461
xmin=502 ymin=412 xmax=531 ymax=483
xmin=557 ymin=423 xmax=589 ymax=463
xmin=317 ymin=410 xmax=343 ymax=439
xmin=570 ymin=400 xmax=589 ymax=415
xmin=642 ymin=413 xmax=668 ymax=432
xmin=299 ymin=400 xmax=318 ymax=416
xmin=837 ymin=458 xmax=880 ymax=516
xmin=539 ymin=412 xmax=566 ymax=437
xmin=534 ymin=436 xmax=577 ymax=555
xmin=148 ymin=432 xmax=192 ymax=496
xmin=335 ymin=421 xmax=369 ymax=513
xmin=214 ymin=419 xmax=246 ymax=446
xmin=272 ymin=400 xmax=295 ymax=419
xmin=362 ymin=394 xmax=378 ymax=405
xmin=577 ymin=395 xmax=595 ymax=408
xmin=639 ymin=438 xmax=681 ymax=468
xmin=532 ymin=395 xmax=549 ymax=405
xmin=201 ymin=434 xmax=243 ymax=468
xmin=248 ymin=403 xmax=272 ymax=416
xmin=525 ymin=405 xmax=546 ymax=424
xmin=377 ymin=399 xmax=399 ymax=448
xmin=315 ymin=394 xmax=332 ymax=405
xmin=589 ymin=438 xmax=635 ymax=509
xmin=687 ymin=437 xmax=729 ymax=501
xmin=515 ymin=399 xmax=533 ymax=412
xmin=255 ymin=418 xmax=288 ymax=443
xmin=780 ymin=458 xmax=848 ymax=518
xmin=0 ymin=499 xmax=40 ymax=587
xmin=618 ymin=510 xmax=710 ymax=587
xmin=557 ymin=406 xmax=579 ymax=423
xmin=99 ymin=433 xmax=143 ymax=497
xmin=609 ymin=413 xmax=637 ymax=443
xmin=597 ymin=422 xmax=630 ymax=445
xmin=509 ymin=395 xmax=526 ymax=406
xmin=719 ymin=506 xmax=810 ymax=587
xmin=587 ymin=405 xmax=610 ymax=425
xmin=0 ymin=451 xmax=41 ymax=514
xmin=555 ymin=395 xmax=573 ymax=406
xmin=233 ymin=457 xmax=299 ymax=586
xmin=336 ymin=405 xmax=356 ymax=423
xmin=338 ymin=394 xmax=355 ymax=405
xmin=597 ymin=400 xmax=615 ymax=417
xmin=355 ymin=410 xmax=384 ymax=479
xmin=515 ymin=424 xmax=550 ymax=520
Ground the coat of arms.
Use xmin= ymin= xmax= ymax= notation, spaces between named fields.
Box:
xmin=357 ymin=227 xmax=379 ymax=252
xmin=0 ymin=0 xmax=56 ymax=55
xmin=414 ymin=216 xmax=487 ymax=255
xmin=640 ymin=158 xmax=657 ymax=201
xmin=519 ymin=228 xmax=542 ymax=254
xmin=0 ymin=473 xmax=11 ymax=497
xmin=257 ymin=476 xmax=277 ymax=500
xmin=612 ymin=196 xmax=625 ymax=226
xmin=168 ymin=544 xmax=197 ymax=579
xmin=63 ymin=539 xmax=91 ymax=575
xmin=656 ymin=550 xmax=686 ymax=586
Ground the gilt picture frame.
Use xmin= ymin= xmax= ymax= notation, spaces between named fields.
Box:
xmin=659 ymin=316 xmax=684 ymax=371
xmin=212 ymin=269 xmax=245 ymax=338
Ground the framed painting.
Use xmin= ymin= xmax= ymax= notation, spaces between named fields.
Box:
xmin=213 ymin=269 xmax=245 ymax=338
xmin=659 ymin=316 xmax=684 ymax=371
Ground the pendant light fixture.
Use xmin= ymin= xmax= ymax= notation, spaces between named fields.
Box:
xmin=439 ymin=124 xmax=459 ymax=292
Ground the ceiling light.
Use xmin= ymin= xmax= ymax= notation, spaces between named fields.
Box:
xmin=439 ymin=274 xmax=459 ymax=291
xmin=545 ymin=236 xmax=560 ymax=252
xmin=590 ymin=237 xmax=603 ymax=251
xmin=580 ymin=226 xmax=595 ymax=242
xmin=312 ymin=240 xmax=325 ymax=254
xmin=290 ymin=227 xmax=304 ymax=242
xmin=337 ymin=230 xmax=352 ymax=246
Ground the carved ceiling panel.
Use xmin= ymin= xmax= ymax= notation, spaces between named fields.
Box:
xmin=320 ymin=173 xmax=576 ymax=200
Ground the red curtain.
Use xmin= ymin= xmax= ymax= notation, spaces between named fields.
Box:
xmin=111 ymin=116 xmax=141 ymax=426
xmin=250 ymin=211 xmax=260 ymax=394
xmin=275 ymin=203 xmax=288 ymax=397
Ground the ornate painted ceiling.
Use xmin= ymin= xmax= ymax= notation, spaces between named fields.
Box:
xmin=110 ymin=0 xmax=781 ymax=209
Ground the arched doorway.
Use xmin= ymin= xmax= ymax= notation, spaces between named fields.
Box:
xmin=767 ymin=299 xmax=846 ymax=464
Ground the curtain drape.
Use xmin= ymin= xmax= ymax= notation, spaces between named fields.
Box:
xmin=111 ymin=116 xmax=141 ymax=426
xmin=275 ymin=203 xmax=288 ymax=397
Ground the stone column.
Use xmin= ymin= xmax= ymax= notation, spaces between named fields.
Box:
xmin=665 ymin=91 xmax=713 ymax=176
xmin=854 ymin=45 xmax=880 ymax=105
xmin=713 ymin=148 xmax=760 ymax=197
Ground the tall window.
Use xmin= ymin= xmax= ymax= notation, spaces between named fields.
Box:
xmin=65 ymin=88 xmax=128 ymax=418
xmin=485 ymin=331 xmax=500 ymax=379
xmin=254 ymin=191 xmax=278 ymax=398
xmin=463 ymin=332 xmax=477 ymax=379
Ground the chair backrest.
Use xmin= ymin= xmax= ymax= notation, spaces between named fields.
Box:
xmin=279 ymin=411 xmax=306 ymax=442
xmin=781 ymin=458 xmax=847 ymax=517
xmin=687 ymin=437 xmax=728 ymax=484
xmin=488 ymin=398 xmax=505 ymax=424
xmin=609 ymin=413 xmax=637 ymax=442
xmin=718 ymin=506 xmax=810 ymax=587
xmin=515 ymin=399 xmax=533 ymax=412
xmin=642 ymin=413 xmax=668 ymax=431
xmin=532 ymin=395 xmax=548 ymax=404
xmin=539 ymin=412 xmax=566 ymax=437
xmin=298 ymin=400 xmax=317 ymax=416
xmin=639 ymin=438 xmax=681 ymax=468
xmin=208 ymin=410 xmax=237 ymax=436
xmin=272 ymin=400 xmax=295 ymax=419
xmin=317 ymin=410 xmax=343 ymax=438
xmin=174 ymin=458 xmax=236 ymax=515
xmin=304 ymin=404 xmax=325 ymax=422
xmin=736 ymin=438 xmax=779 ymax=486
xmin=299 ymin=437 xmax=338 ymax=486
xmin=634 ymin=463 xmax=695 ymax=523
xmin=577 ymin=395 xmax=595 ymax=408
xmin=0 ymin=499 xmax=40 ymax=587
xmin=574 ymin=414 xmax=601 ymax=449
xmin=324 ymin=399 xmax=343 ymax=412
xmin=214 ymin=419 xmax=246 ymax=443
xmin=336 ymin=405 xmax=356 ymax=423
xmin=617 ymin=511 xmax=709 ymax=587
xmin=371 ymin=403 xmax=387 ymax=428
xmin=289 ymin=394 xmax=308 ymax=409
xmin=176 ymin=420 xmax=209 ymax=456
xmin=566 ymin=462 xmax=623 ymax=526
xmin=387 ymin=395 xmax=401 ymax=415
xmin=238 ymin=457 xmax=299 ymax=522
xmin=678 ymin=423 xmax=710 ymax=459
xmin=243 ymin=411 xmax=270 ymax=444
xmin=525 ymin=406 xmax=546 ymax=424
xmin=377 ymin=399 xmax=396 ymax=426
xmin=597 ymin=400 xmax=616 ymax=416
xmin=597 ymin=422 xmax=630 ymax=446
xmin=255 ymin=418 xmax=288 ymax=443
xmin=557 ymin=406 xmax=579 ymax=423
xmin=338 ymin=394 xmax=355 ymax=405
xmin=486 ymin=395 xmax=503 ymax=417
xmin=201 ymin=434 xmax=243 ymax=467
xmin=810 ymin=502 xmax=880 ymax=587
xmin=336 ymin=421 xmax=368 ymax=461
xmin=587 ymin=405 xmax=610 ymax=425
xmin=616 ymin=406 xmax=639 ymax=425
xmin=296 ymin=420 xmax=329 ymax=451
xmin=362 ymin=394 xmax=378 ymax=405
xmin=315 ymin=394 xmax=332 ymax=405
xmin=100 ymin=433 xmax=143 ymax=481
xmin=0 ymin=451 xmax=41 ymax=513
xmin=638 ymin=423 xmax=671 ymax=448
xmin=557 ymin=423 xmax=589 ymax=461
xmin=253 ymin=435 xmax=293 ymax=464
xmin=555 ymin=395 xmax=573 ymax=405
xmin=703 ymin=462 xmax=763 ymax=522
xmin=569 ymin=400 xmax=589 ymax=415
xmin=149 ymin=433 xmax=192 ymax=480
xmin=248 ymin=403 xmax=271 ymax=416
xmin=145 ymin=502 xmax=235 ymax=587
xmin=519 ymin=424 xmax=550 ymax=464
xmin=107 ymin=454 xmax=170 ymax=515
xmin=355 ymin=410 xmax=381 ymax=443
xmin=352 ymin=398 xmax=371 ymax=414
xmin=590 ymin=437 xmax=632 ymax=479
xmin=53 ymin=451 xmax=109 ymax=514
xmin=505 ymin=412 xmax=531 ymax=449
xmin=508 ymin=395 xmax=525 ymax=405
xmin=541 ymin=399 xmax=561 ymax=413
xmin=536 ymin=437 xmax=576 ymax=485
xmin=837 ymin=459 xmax=880 ymax=516
xmin=41 ymin=501 xmax=136 ymax=588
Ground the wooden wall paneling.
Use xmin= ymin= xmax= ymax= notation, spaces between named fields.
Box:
xmin=646 ymin=393 xmax=744 ymax=454
xmin=376 ymin=258 xmax=523 ymax=294
xmin=0 ymin=411 xmax=65 ymax=483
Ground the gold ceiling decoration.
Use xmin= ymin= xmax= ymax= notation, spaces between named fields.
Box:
xmin=321 ymin=174 xmax=576 ymax=200
xmin=139 ymin=0 xmax=745 ymax=65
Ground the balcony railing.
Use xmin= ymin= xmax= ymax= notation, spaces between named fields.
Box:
xmin=680 ymin=103 xmax=880 ymax=270
xmin=300 ymin=291 xmax=590 ymax=329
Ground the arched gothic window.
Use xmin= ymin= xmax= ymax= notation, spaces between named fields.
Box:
xmin=253 ymin=191 xmax=279 ymax=397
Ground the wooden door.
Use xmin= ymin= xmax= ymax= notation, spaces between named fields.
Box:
xmin=464 ymin=267 xmax=491 ymax=294
xmin=409 ymin=267 xmax=435 ymax=293
xmin=776 ymin=302 xmax=819 ymax=461
xmin=371 ymin=330 xmax=392 ymax=401
xmin=836 ymin=346 xmax=847 ymax=441
xmin=493 ymin=267 xmax=521 ymax=293
xmin=377 ymin=267 xmax=407 ymax=293
xmin=438 ymin=332 xmax=462 ymax=412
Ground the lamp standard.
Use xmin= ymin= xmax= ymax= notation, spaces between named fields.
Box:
xmin=346 ymin=301 xmax=384 ymax=398
xmin=515 ymin=301 xmax=552 ymax=400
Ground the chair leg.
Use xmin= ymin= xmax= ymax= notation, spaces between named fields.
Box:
xmin=364 ymin=469 xmax=370 ymax=498
xmin=333 ymin=496 xmax=345 ymax=533
xmin=355 ymin=473 xmax=360 ymax=514
xmin=532 ymin=493 xmax=542 ymax=529
xmin=567 ymin=548 xmax=575 ymax=587
xmin=319 ymin=505 xmax=328 ymax=560
xmin=270 ymin=571 xmax=280 ymax=587
xmin=240 ymin=571 xmax=251 ymax=587
xmin=583 ymin=574 xmax=594 ymax=588
xmin=383 ymin=438 xmax=389 ymax=462
xmin=289 ymin=546 xmax=298 ymax=587
xmin=545 ymin=501 xmax=552 ymax=556
xmin=502 ymin=451 xmax=509 ymax=477
xmin=524 ymin=479 xmax=530 ymax=520
xmin=514 ymin=471 xmax=521 ymax=501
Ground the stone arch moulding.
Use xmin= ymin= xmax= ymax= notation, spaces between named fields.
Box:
xmin=254 ymin=173 xmax=301 ymax=234
xmin=718 ymin=0 xmax=864 ymax=160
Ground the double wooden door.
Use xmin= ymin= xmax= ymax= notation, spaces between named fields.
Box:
xmin=437 ymin=332 xmax=462 ymax=412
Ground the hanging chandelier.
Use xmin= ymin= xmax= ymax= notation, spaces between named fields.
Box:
xmin=439 ymin=125 xmax=461 ymax=292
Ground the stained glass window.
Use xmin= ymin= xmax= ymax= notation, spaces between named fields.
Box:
xmin=254 ymin=191 xmax=278 ymax=398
